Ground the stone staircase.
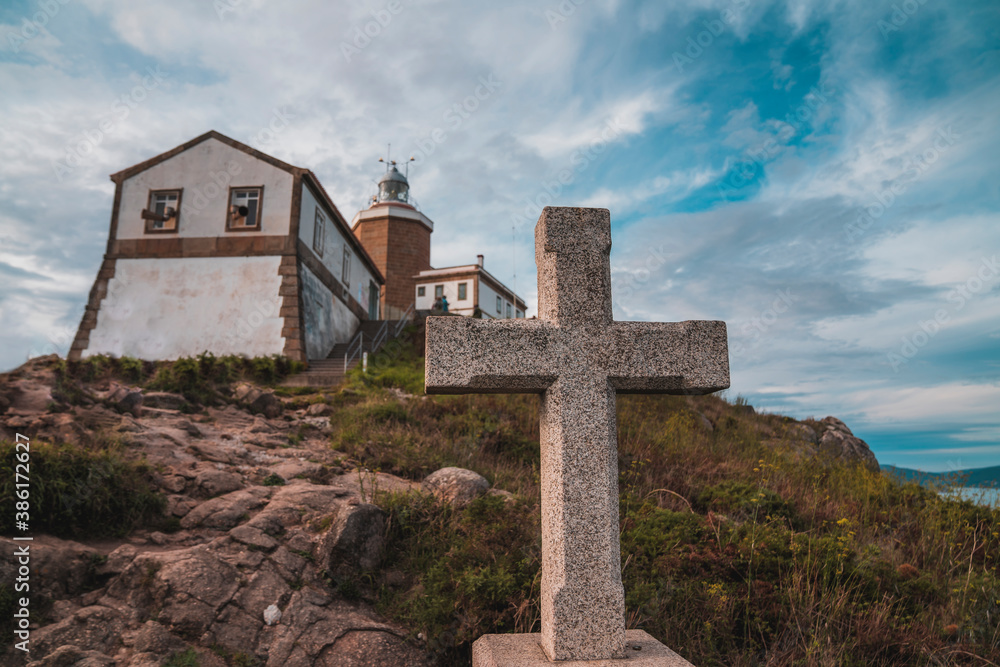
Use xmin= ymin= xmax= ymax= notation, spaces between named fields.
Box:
xmin=283 ymin=318 xmax=409 ymax=387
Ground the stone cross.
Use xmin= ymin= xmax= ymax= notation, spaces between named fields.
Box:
xmin=425 ymin=207 xmax=729 ymax=663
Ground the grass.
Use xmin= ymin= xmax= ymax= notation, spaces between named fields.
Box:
xmin=164 ymin=648 xmax=201 ymax=667
xmin=328 ymin=346 xmax=1000 ymax=666
xmin=0 ymin=438 xmax=165 ymax=538
xmin=9 ymin=337 xmax=999 ymax=665
xmin=375 ymin=492 xmax=540 ymax=662
xmin=54 ymin=352 xmax=305 ymax=407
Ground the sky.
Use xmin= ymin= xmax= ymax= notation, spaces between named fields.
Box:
xmin=1 ymin=0 xmax=998 ymax=472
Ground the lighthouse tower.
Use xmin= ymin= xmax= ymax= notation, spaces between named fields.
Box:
xmin=351 ymin=161 xmax=434 ymax=319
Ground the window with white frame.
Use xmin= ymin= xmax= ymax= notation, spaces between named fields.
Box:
xmin=228 ymin=187 xmax=263 ymax=230
xmin=313 ymin=208 xmax=325 ymax=256
xmin=145 ymin=190 xmax=181 ymax=233
xmin=342 ymin=247 xmax=351 ymax=287
xmin=435 ymin=285 xmax=444 ymax=299
xmin=496 ymin=296 xmax=502 ymax=313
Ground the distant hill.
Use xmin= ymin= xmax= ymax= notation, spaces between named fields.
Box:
xmin=881 ymin=464 xmax=1000 ymax=488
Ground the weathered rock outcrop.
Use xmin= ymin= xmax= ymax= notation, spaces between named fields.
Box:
xmin=0 ymin=358 xmax=431 ymax=667
xmin=772 ymin=415 xmax=880 ymax=471
xmin=817 ymin=416 xmax=880 ymax=472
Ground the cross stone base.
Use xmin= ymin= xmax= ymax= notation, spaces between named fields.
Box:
xmin=472 ymin=631 xmax=695 ymax=666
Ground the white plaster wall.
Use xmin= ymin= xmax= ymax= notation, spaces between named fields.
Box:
xmin=85 ymin=257 xmax=285 ymax=359
xmin=477 ymin=279 xmax=508 ymax=319
xmin=300 ymin=264 xmax=359 ymax=359
xmin=415 ymin=277 xmax=476 ymax=314
xmin=299 ymin=186 xmax=379 ymax=315
xmin=117 ymin=138 xmax=294 ymax=239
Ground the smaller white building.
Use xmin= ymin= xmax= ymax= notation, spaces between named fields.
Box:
xmin=414 ymin=255 xmax=526 ymax=319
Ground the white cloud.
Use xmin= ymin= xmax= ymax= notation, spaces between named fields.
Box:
xmin=520 ymin=90 xmax=665 ymax=158
xmin=1 ymin=0 xmax=998 ymax=474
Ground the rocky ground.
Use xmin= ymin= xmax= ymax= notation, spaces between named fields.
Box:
xmin=0 ymin=357 xmax=453 ymax=667
xmin=0 ymin=356 xmax=883 ymax=667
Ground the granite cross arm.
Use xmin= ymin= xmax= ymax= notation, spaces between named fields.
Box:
xmin=425 ymin=207 xmax=729 ymax=663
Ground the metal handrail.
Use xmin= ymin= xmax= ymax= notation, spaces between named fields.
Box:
xmin=344 ymin=305 xmax=415 ymax=374
xmin=344 ymin=330 xmax=363 ymax=373
xmin=371 ymin=319 xmax=389 ymax=355
xmin=393 ymin=303 xmax=415 ymax=337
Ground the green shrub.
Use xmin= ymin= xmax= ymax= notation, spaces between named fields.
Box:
xmin=163 ymin=648 xmax=200 ymax=667
xmin=374 ymin=492 xmax=540 ymax=661
xmin=695 ymin=480 xmax=798 ymax=525
xmin=0 ymin=440 xmax=164 ymax=538
xmin=118 ymin=356 xmax=146 ymax=383
xmin=363 ymin=401 xmax=410 ymax=425
xmin=262 ymin=473 xmax=285 ymax=487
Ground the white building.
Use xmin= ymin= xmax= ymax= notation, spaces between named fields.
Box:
xmin=70 ymin=131 xmax=384 ymax=363
xmin=414 ymin=255 xmax=526 ymax=319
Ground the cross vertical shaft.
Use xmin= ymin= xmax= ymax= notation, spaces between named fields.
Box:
xmin=424 ymin=206 xmax=730 ymax=664
xmin=540 ymin=372 xmax=625 ymax=659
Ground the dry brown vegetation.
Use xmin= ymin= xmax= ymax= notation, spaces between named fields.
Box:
xmin=339 ymin=344 xmax=999 ymax=666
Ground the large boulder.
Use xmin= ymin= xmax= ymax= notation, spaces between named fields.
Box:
xmin=235 ymin=383 xmax=282 ymax=419
xmin=817 ymin=417 xmax=880 ymax=472
xmin=0 ymin=354 xmax=60 ymax=416
xmin=422 ymin=467 xmax=490 ymax=508
xmin=319 ymin=504 xmax=386 ymax=573
xmin=0 ymin=537 xmax=101 ymax=599
xmin=194 ymin=469 xmax=244 ymax=498
xmin=105 ymin=383 xmax=143 ymax=417
xmin=306 ymin=402 xmax=332 ymax=417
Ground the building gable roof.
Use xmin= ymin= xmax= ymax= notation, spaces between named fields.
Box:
xmin=110 ymin=130 xmax=304 ymax=184
xmin=108 ymin=130 xmax=385 ymax=285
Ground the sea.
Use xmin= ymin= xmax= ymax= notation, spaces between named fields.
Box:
xmin=939 ymin=486 xmax=1000 ymax=509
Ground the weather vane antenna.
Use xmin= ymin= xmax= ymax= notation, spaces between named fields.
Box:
xmin=377 ymin=143 xmax=415 ymax=177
